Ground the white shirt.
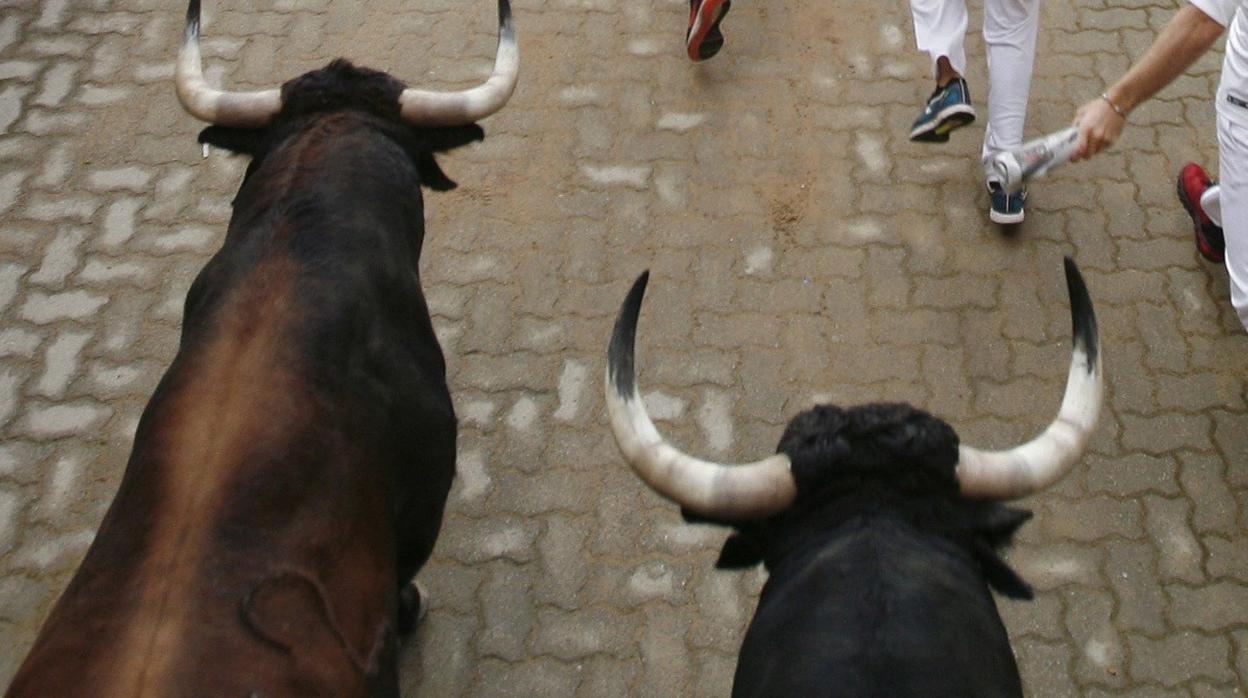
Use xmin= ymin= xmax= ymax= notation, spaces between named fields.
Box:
xmin=1190 ymin=0 xmax=1248 ymax=126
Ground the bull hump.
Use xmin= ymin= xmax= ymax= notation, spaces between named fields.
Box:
xmin=94 ymin=259 xmax=311 ymax=695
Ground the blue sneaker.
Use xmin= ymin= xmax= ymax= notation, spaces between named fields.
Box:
xmin=989 ymin=181 xmax=1025 ymax=225
xmin=909 ymin=78 xmax=976 ymax=143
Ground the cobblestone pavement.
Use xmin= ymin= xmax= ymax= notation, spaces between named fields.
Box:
xmin=2 ymin=0 xmax=1247 ymax=694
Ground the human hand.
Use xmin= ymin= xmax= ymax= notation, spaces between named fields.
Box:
xmin=1071 ymin=97 xmax=1126 ymax=162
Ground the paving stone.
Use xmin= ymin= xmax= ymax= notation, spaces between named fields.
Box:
xmin=1168 ymin=582 xmax=1248 ymax=632
xmin=77 ymin=258 xmax=153 ymax=287
xmin=692 ymin=650 xmax=738 ymax=698
xmin=1121 ymin=412 xmax=1213 ymax=454
xmin=401 ymin=612 xmax=479 ymax=697
xmin=151 ymin=226 xmax=216 ymax=253
xmin=13 ymin=527 xmax=96 ymax=572
xmin=1190 ymin=682 xmax=1243 ymax=698
xmin=1106 ymin=540 xmax=1168 ymax=634
xmin=1204 ymin=536 xmax=1248 ymax=581
xmin=32 ymin=62 xmax=76 ymax=107
xmin=33 ymin=330 xmax=90 ymax=398
xmin=29 ymin=227 xmax=87 ymax=288
xmin=34 ymin=142 xmax=72 ymax=189
xmin=0 ymin=16 xmax=21 ymax=55
xmin=25 ymin=37 xmax=88 ymax=58
xmin=21 ymin=109 xmax=88 ymax=136
xmin=0 ymin=263 xmax=25 ymax=314
xmin=1128 ymin=632 xmax=1234 ymax=686
xmin=86 ymin=166 xmax=152 ymax=193
xmin=0 ymin=487 xmax=19 ymax=554
xmin=77 ymin=85 xmax=131 ymax=106
xmin=1212 ymin=411 xmax=1248 ymax=486
xmin=1015 ymin=639 xmax=1079 ymax=698
xmin=98 ymin=197 xmax=143 ymax=249
xmin=532 ymin=607 xmax=635 ymax=660
xmin=1157 ymin=371 xmax=1243 ymax=411
xmin=19 ymin=290 xmax=107 ymax=324
xmin=639 ymin=605 xmax=693 ymax=697
xmin=440 ymin=516 xmax=540 ymax=565
xmin=1146 ymin=496 xmax=1205 ymax=583
xmin=0 ymin=328 xmax=41 ymax=359
xmin=624 ymin=559 xmax=693 ymax=606
xmin=1179 ymin=451 xmax=1239 ymax=535
xmin=477 ymin=562 xmax=537 ymax=662
xmin=1084 ymin=452 xmax=1179 ymax=496
xmin=1065 ymin=587 xmax=1126 ymax=687
xmin=1008 ymin=543 xmax=1106 ymax=591
xmin=1236 ymin=630 xmax=1248 ymax=687
xmin=474 ymin=658 xmax=581 ymax=698
xmin=576 ymin=657 xmax=640 ymax=697
xmin=534 ymin=513 xmax=591 ymax=608
xmin=999 ymin=592 xmax=1065 ymax=641
xmin=0 ymin=368 xmax=22 ymax=428
xmin=0 ymin=85 xmax=28 ymax=133
xmin=22 ymin=195 xmax=98 ymax=222
xmin=1042 ymin=496 xmax=1143 ymax=542
xmin=16 ymin=401 xmax=111 ymax=439
xmin=0 ymin=170 xmax=25 ymax=215
xmin=416 ymin=562 xmax=484 ymax=617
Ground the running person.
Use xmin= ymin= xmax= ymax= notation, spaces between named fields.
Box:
xmin=1072 ymin=0 xmax=1246 ymax=332
xmin=687 ymin=0 xmax=731 ymax=61
xmin=907 ymin=0 xmax=1041 ymax=224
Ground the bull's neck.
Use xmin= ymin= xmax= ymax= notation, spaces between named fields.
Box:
xmin=232 ymin=115 xmax=424 ymax=257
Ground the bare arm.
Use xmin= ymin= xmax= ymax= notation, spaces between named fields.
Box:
xmin=1072 ymin=5 xmax=1226 ymax=161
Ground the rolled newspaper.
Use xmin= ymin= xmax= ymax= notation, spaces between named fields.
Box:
xmin=989 ymin=127 xmax=1079 ymax=195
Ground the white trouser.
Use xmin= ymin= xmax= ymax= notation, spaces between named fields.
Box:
xmin=1216 ymin=112 xmax=1248 ymax=332
xmin=909 ymin=0 xmax=1041 ymax=175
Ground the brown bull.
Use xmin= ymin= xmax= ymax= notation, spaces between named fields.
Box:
xmin=5 ymin=2 xmax=518 ymax=696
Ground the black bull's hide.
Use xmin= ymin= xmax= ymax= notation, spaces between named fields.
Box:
xmin=4 ymin=63 xmax=486 ymax=698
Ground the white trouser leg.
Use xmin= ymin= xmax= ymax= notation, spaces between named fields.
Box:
xmin=980 ymin=0 xmax=1041 ymax=167
xmin=910 ymin=0 xmax=969 ymax=77
xmin=1201 ymin=183 xmax=1223 ymax=226
xmin=1217 ymin=113 xmax=1248 ymax=332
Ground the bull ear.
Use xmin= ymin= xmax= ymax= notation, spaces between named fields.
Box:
xmin=415 ymin=153 xmax=458 ymax=191
xmin=403 ymin=125 xmax=483 ymax=191
xmin=419 ymin=124 xmax=485 ymax=153
xmin=978 ymin=506 xmax=1033 ymax=547
xmin=680 ymin=507 xmax=727 ymax=526
xmin=715 ymin=534 xmax=764 ymax=569
xmin=972 ymin=540 xmax=1033 ymax=600
xmin=198 ymin=126 xmax=265 ymax=156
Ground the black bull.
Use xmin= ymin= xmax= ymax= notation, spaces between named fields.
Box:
xmin=605 ymin=260 xmax=1103 ymax=697
xmin=6 ymin=1 xmax=516 ymax=696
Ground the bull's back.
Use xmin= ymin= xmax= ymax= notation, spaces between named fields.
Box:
xmin=732 ymin=519 xmax=1023 ymax=698
xmin=6 ymin=254 xmax=429 ymax=698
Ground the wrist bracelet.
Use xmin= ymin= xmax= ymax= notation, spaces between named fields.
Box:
xmin=1100 ymin=92 xmax=1127 ymax=117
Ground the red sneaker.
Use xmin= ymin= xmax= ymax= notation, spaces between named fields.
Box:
xmin=1177 ymin=162 xmax=1225 ymax=263
xmin=686 ymin=0 xmax=730 ymax=62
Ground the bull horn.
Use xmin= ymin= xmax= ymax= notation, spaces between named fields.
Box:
xmin=605 ymin=272 xmax=798 ymax=521
xmin=176 ymin=0 xmax=282 ymax=127
xmin=956 ymin=257 xmax=1103 ymax=500
xmin=398 ymin=0 xmax=519 ymax=127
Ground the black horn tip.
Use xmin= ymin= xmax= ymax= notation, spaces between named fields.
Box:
xmin=185 ymin=0 xmax=202 ymax=35
xmin=608 ymin=271 xmax=650 ymax=399
xmin=498 ymin=0 xmax=513 ymax=31
xmin=1062 ymin=256 xmax=1099 ymax=371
